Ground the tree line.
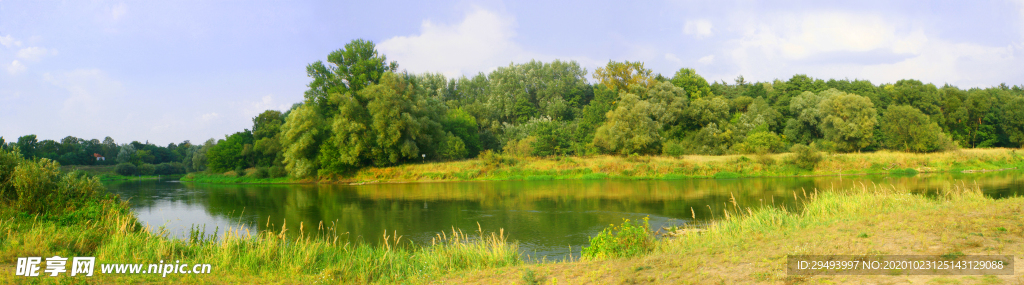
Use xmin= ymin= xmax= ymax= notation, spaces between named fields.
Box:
xmin=5 ymin=38 xmax=1024 ymax=178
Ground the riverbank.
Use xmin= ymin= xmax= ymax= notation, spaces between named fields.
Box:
xmin=6 ymin=168 xmax=1019 ymax=283
xmin=348 ymin=148 xmax=1024 ymax=183
xmin=437 ymin=182 xmax=1024 ymax=284
xmin=60 ymin=165 xmax=180 ymax=181
xmin=191 ymin=148 xmax=1024 ymax=184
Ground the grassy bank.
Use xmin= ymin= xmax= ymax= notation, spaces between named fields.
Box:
xmin=179 ymin=172 xmax=295 ymax=184
xmin=1 ymin=150 xmax=521 ymax=284
xmin=335 ymin=148 xmax=1024 ymax=184
xmin=442 ymin=182 xmax=1024 ymax=284
xmin=59 ymin=165 xmax=178 ymax=181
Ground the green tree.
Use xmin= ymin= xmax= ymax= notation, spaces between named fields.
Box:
xmin=438 ymin=132 xmax=468 ymax=160
xmin=442 ymin=108 xmax=481 ymax=157
xmin=684 ymin=96 xmax=730 ymax=130
xmin=592 ymin=60 xmax=653 ymax=91
xmin=670 ymin=68 xmax=712 ymax=100
xmin=281 ymin=103 xmax=326 ymax=178
xmin=206 ymin=130 xmax=254 ymax=172
xmin=1002 ymin=97 xmax=1024 ymax=147
xmin=304 ymin=39 xmax=398 ymax=114
xmin=252 ymin=110 xmax=285 ymax=167
xmin=363 ymin=72 xmax=445 ymax=166
xmin=880 ymin=105 xmax=954 ymax=152
xmin=16 ymin=135 xmax=37 ymax=158
xmin=817 ymin=89 xmax=878 ymax=152
xmin=593 ymin=93 xmax=661 ymax=155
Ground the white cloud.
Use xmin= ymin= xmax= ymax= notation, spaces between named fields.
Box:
xmin=17 ymin=47 xmax=51 ymax=61
xmin=697 ymin=55 xmax=715 ymax=65
xmin=378 ymin=9 xmax=532 ymax=78
xmin=683 ymin=20 xmax=714 ymax=38
xmin=711 ymin=11 xmax=1023 ymax=87
xmin=44 ymin=69 xmax=126 ymax=114
xmin=6 ymin=60 xmax=25 ymax=75
xmin=111 ymin=2 xmax=127 ymax=20
xmin=664 ymin=53 xmax=682 ymax=63
xmin=201 ymin=112 xmax=220 ymax=122
xmin=0 ymin=35 xmax=21 ymax=48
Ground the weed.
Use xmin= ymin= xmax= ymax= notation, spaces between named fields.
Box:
xmin=582 ymin=216 xmax=653 ymax=260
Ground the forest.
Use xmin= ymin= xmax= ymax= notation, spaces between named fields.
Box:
xmin=5 ymin=39 xmax=1024 ymax=179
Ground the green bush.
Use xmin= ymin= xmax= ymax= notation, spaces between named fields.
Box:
xmin=250 ymin=167 xmax=270 ymax=179
xmin=154 ymin=162 xmax=185 ymax=175
xmin=138 ymin=163 xmax=156 ymax=175
xmin=269 ymin=165 xmax=287 ymax=178
xmin=1 ymin=148 xmax=104 ymax=215
xmin=743 ymin=131 xmax=785 ymax=154
xmin=582 ymin=217 xmax=653 ymax=260
xmin=114 ymin=163 xmax=137 ymax=176
xmin=790 ymin=144 xmax=823 ymax=170
xmin=234 ymin=166 xmax=245 ymax=177
xmin=480 ymin=150 xmax=516 ymax=168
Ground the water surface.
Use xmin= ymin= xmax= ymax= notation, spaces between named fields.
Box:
xmin=105 ymin=171 xmax=1024 ymax=259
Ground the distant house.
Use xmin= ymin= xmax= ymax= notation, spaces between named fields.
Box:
xmin=94 ymin=153 xmax=105 ymax=161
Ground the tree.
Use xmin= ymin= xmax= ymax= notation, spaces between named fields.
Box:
xmin=363 ymin=72 xmax=445 ymax=166
xmin=252 ymin=110 xmax=285 ymax=167
xmin=438 ymin=132 xmax=468 ymax=160
xmin=683 ymin=96 xmax=730 ymax=130
xmin=206 ymin=131 xmax=254 ymax=172
xmin=817 ymin=89 xmax=878 ymax=152
xmin=670 ymin=68 xmax=712 ymax=100
xmin=593 ymin=93 xmax=661 ymax=155
xmin=16 ymin=135 xmax=37 ymax=158
xmin=783 ymin=91 xmax=827 ymax=145
xmin=592 ymin=60 xmax=653 ymax=91
xmin=280 ymin=103 xmax=325 ymax=178
xmin=116 ymin=144 xmax=135 ymax=164
xmin=1002 ymin=98 xmax=1024 ymax=147
xmin=442 ymin=108 xmax=482 ymax=157
xmin=880 ymin=105 xmax=954 ymax=152
xmin=304 ymin=39 xmax=398 ymax=114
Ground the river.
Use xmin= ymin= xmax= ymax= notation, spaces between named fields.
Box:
xmin=104 ymin=170 xmax=1024 ymax=260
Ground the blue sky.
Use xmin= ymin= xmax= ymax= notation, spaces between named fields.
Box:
xmin=2 ymin=0 xmax=1023 ymax=145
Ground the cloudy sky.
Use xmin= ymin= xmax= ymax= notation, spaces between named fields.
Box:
xmin=2 ymin=0 xmax=1023 ymax=145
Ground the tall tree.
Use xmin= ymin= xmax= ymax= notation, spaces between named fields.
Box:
xmin=670 ymin=68 xmax=712 ymax=100
xmin=592 ymin=60 xmax=653 ymax=91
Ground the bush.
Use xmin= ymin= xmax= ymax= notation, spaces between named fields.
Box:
xmin=154 ymin=162 xmax=185 ymax=175
xmin=269 ymin=165 xmax=287 ymax=178
xmin=114 ymin=163 xmax=137 ymax=176
xmin=250 ymin=167 xmax=269 ymax=179
xmin=1 ymin=148 xmax=104 ymax=214
xmin=479 ymin=150 xmax=516 ymax=168
xmin=234 ymin=166 xmax=245 ymax=177
xmin=743 ymin=131 xmax=785 ymax=154
xmin=138 ymin=163 xmax=156 ymax=175
xmin=790 ymin=144 xmax=823 ymax=170
xmin=581 ymin=217 xmax=653 ymax=260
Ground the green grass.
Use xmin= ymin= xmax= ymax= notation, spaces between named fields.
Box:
xmin=179 ymin=173 xmax=294 ymax=184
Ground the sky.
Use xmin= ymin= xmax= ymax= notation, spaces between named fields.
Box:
xmin=2 ymin=0 xmax=1023 ymax=145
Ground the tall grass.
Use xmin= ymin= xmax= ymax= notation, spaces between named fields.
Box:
xmin=0 ymin=147 xmax=521 ymax=283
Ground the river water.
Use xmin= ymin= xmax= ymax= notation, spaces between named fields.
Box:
xmin=104 ymin=171 xmax=1024 ymax=260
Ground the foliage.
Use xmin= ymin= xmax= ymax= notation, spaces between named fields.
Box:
xmin=154 ymin=162 xmax=186 ymax=175
xmin=817 ymin=89 xmax=878 ymax=152
xmin=789 ymin=144 xmax=823 ymax=170
xmin=438 ymin=132 xmax=469 ymax=160
xmin=114 ymin=163 xmax=137 ymax=176
xmin=0 ymin=148 xmax=105 ymax=215
xmin=207 ymin=130 xmax=255 ymax=172
xmin=138 ymin=163 xmax=156 ymax=176
xmin=741 ymin=131 xmax=785 ymax=154
xmin=880 ymin=105 xmax=955 ymax=152
xmin=593 ymin=93 xmax=662 ymax=155
xmin=582 ymin=217 xmax=653 ymax=260
xmin=670 ymin=68 xmax=712 ymax=100
xmin=592 ymin=60 xmax=653 ymax=91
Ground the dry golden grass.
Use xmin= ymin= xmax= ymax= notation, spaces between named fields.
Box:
xmin=434 ymin=184 xmax=1024 ymax=284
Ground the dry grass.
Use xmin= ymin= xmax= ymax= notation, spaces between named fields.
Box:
xmin=434 ymin=183 xmax=1024 ymax=284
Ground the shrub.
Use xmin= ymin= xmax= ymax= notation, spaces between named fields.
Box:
xmin=269 ymin=165 xmax=287 ymax=178
xmin=582 ymin=217 xmax=653 ymax=260
xmin=154 ymin=162 xmax=185 ymax=175
xmin=138 ymin=163 xmax=156 ymax=175
xmin=250 ymin=167 xmax=269 ymax=179
xmin=480 ymin=150 xmax=516 ymax=168
xmin=1 ymin=148 xmax=104 ymax=215
xmin=790 ymin=144 xmax=823 ymax=170
xmin=114 ymin=163 xmax=137 ymax=176
xmin=743 ymin=131 xmax=785 ymax=154
xmin=234 ymin=166 xmax=245 ymax=177
xmin=438 ymin=132 xmax=469 ymax=160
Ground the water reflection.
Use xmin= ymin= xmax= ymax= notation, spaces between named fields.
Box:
xmin=105 ymin=170 xmax=1024 ymax=259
